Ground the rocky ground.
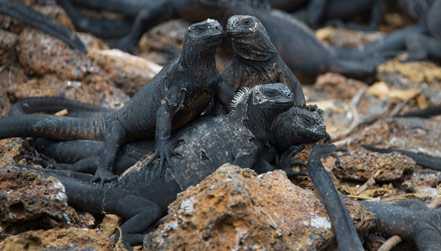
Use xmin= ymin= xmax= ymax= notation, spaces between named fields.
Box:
xmin=0 ymin=2 xmax=440 ymax=251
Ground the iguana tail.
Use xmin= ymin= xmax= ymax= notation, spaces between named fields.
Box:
xmin=19 ymin=165 xmax=106 ymax=213
xmin=363 ymin=145 xmax=441 ymax=171
xmin=0 ymin=0 xmax=87 ymax=53
xmin=58 ymin=0 xmax=133 ymax=39
xmin=0 ymin=114 xmax=106 ymax=141
xmin=8 ymin=96 xmax=115 ymax=117
xmin=333 ymin=24 xmax=427 ymax=60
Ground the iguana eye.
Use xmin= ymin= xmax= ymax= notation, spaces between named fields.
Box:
xmin=266 ymin=90 xmax=276 ymax=96
xmin=197 ymin=26 xmax=206 ymax=32
xmin=243 ymin=19 xmax=251 ymax=25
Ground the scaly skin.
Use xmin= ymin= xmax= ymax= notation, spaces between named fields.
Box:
xmin=335 ymin=0 xmax=441 ymax=63
xmin=58 ymin=0 xmax=388 ymax=80
xmin=361 ymin=199 xmax=441 ymax=251
xmin=8 ymin=97 xmax=115 ymax=118
xmin=0 ymin=19 xmax=235 ymax=184
xmin=222 ymin=15 xmax=306 ymax=106
xmin=401 ymin=104 xmax=441 ymax=118
xmin=307 ymin=145 xmax=441 ymax=250
xmin=294 ymin=0 xmax=380 ymax=30
xmin=27 ymin=107 xmax=327 ymax=175
xmin=18 ymin=83 xmax=296 ymax=249
xmin=0 ymin=0 xmax=87 ymax=53
xmin=270 ymin=106 xmax=329 ymax=152
xmin=8 ymin=94 xmax=327 ymax=174
xmin=222 ymin=15 xmax=328 ymax=151
xmin=306 ymin=144 xmax=364 ymax=251
xmin=9 ymin=17 xmax=328 ymax=161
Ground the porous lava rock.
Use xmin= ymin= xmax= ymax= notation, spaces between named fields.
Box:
xmin=145 ymin=164 xmax=374 ymax=250
xmin=0 ymin=166 xmax=68 ymax=237
xmin=0 ymin=227 xmax=113 ymax=251
xmin=333 ymin=148 xmax=416 ymax=182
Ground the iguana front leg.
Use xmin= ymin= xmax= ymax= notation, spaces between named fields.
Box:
xmin=216 ymin=78 xmax=236 ymax=113
xmin=92 ymin=121 xmax=126 ymax=184
xmin=146 ymin=88 xmax=186 ymax=169
xmin=306 ymin=0 xmax=329 ymax=27
xmin=278 ymin=65 xmax=306 ymax=107
xmin=103 ymin=189 xmax=162 ymax=249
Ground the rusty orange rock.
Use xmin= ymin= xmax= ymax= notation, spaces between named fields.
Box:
xmin=0 ymin=227 xmax=113 ymax=251
xmin=145 ymin=164 xmax=374 ymax=250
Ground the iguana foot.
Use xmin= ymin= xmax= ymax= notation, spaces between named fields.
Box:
xmin=146 ymin=138 xmax=183 ymax=169
xmin=277 ymin=144 xmax=307 ymax=176
xmin=91 ymin=167 xmax=118 ymax=186
xmin=114 ymin=229 xmax=144 ymax=251
xmin=414 ymin=209 xmax=441 ymax=250
xmin=20 ymin=154 xmax=57 ymax=168
xmin=107 ymin=36 xmax=136 ymax=54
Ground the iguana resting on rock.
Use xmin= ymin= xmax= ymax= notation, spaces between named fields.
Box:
xmin=305 ymin=144 xmax=364 ymax=250
xmin=401 ymin=0 xmax=441 ymax=62
xmin=293 ymin=0 xmax=381 ymax=30
xmin=0 ymin=0 xmax=87 ymax=53
xmin=9 ymin=97 xmax=327 ymax=176
xmin=221 ymin=15 xmax=328 ymax=151
xmin=307 ymin=144 xmax=441 ymax=251
xmin=58 ymin=0 xmax=387 ymax=80
xmin=221 ymin=15 xmax=306 ymax=106
xmin=0 ymin=19 xmax=235 ymax=184
xmin=8 ymin=96 xmax=114 ymax=118
xmin=17 ymin=83 xmax=298 ymax=249
xmin=361 ymin=199 xmax=441 ymax=250
xmin=362 ymin=145 xmax=441 ymax=172
xmin=334 ymin=0 xmax=441 ymax=63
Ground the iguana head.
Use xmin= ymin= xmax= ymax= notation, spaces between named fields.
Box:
xmin=184 ymin=19 xmax=224 ymax=48
xmin=226 ymin=15 xmax=278 ymax=61
xmin=231 ymin=83 xmax=294 ymax=133
xmin=270 ymin=107 xmax=329 ymax=152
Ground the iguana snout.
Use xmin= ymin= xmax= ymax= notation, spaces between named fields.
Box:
xmin=187 ymin=18 xmax=224 ymax=45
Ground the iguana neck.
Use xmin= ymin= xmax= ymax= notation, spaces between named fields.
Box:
xmin=232 ymin=34 xmax=278 ymax=62
xmin=243 ymin=102 xmax=274 ymax=145
xmin=180 ymin=44 xmax=217 ymax=74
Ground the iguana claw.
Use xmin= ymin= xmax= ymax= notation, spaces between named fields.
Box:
xmin=146 ymin=138 xmax=182 ymax=169
xmin=91 ymin=168 xmax=118 ymax=186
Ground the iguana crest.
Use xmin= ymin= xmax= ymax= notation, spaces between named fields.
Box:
xmin=230 ymin=87 xmax=251 ymax=108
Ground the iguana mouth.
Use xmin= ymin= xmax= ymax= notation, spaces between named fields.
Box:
xmin=206 ymin=33 xmax=224 ymax=43
xmin=275 ymin=100 xmax=294 ymax=108
xmin=227 ymin=30 xmax=249 ymax=38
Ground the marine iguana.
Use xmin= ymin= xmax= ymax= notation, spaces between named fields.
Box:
xmin=8 ymin=16 xmax=328 ymax=161
xmin=8 ymin=96 xmax=114 ymax=118
xmin=360 ymin=199 xmax=441 ymax=250
xmin=0 ymin=19 xmax=235 ymax=184
xmin=17 ymin=83 xmax=297 ymax=249
xmin=221 ymin=15 xmax=328 ymax=151
xmin=400 ymin=104 xmax=441 ymax=118
xmin=305 ymin=144 xmax=364 ymax=250
xmin=307 ymin=144 xmax=441 ymax=250
xmin=334 ymin=0 xmax=441 ymax=63
xmin=221 ymin=15 xmax=306 ymax=106
xmin=362 ymin=145 xmax=441 ymax=172
xmin=58 ymin=0 xmax=387 ymax=80
xmin=8 ymin=95 xmax=327 ymax=176
xmin=294 ymin=0 xmax=381 ymax=30
xmin=0 ymin=0 xmax=87 ymax=53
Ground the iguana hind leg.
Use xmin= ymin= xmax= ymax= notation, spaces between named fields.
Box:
xmin=104 ymin=190 xmax=162 ymax=249
xmin=405 ymin=33 xmax=441 ymax=63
